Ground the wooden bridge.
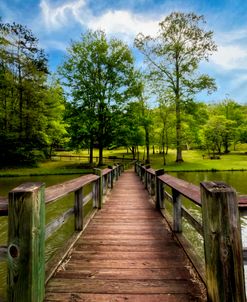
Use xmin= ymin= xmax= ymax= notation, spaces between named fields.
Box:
xmin=0 ymin=162 xmax=247 ymax=301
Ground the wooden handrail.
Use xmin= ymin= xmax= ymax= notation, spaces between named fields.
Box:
xmin=135 ymin=161 xmax=247 ymax=302
xmin=45 ymin=174 xmax=99 ymax=204
xmin=0 ymin=165 xmax=124 ymax=301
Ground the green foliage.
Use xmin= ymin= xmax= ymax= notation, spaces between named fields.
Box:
xmin=60 ymin=30 xmax=139 ymax=165
xmin=0 ymin=21 xmax=67 ymax=166
xmin=135 ymin=12 xmax=217 ymax=162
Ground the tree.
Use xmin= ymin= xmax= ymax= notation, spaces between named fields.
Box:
xmin=0 ymin=21 xmax=49 ymax=164
xmin=135 ymin=12 xmax=217 ymax=162
xmin=213 ymin=99 xmax=245 ymax=152
xmin=60 ymin=30 xmax=138 ymax=165
xmin=113 ymin=102 xmax=144 ymax=159
xmin=0 ymin=20 xmax=67 ymax=165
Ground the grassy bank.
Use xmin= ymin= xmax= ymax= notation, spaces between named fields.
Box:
xmin=0 ymin=161 xmax=93 ymax=177
xmin=0 ymin=148 xmax=246 ymax=176
xmin=149 ymin=150 xmax=247 ymax=171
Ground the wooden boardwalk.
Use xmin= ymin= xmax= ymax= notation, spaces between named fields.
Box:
xmin=45 ymin=170 xmax=205 ymax=302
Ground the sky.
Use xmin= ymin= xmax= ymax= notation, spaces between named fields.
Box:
xmin=1 ymin=0 xmax=247 ymax=104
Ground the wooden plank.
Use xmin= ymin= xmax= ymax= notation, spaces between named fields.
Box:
xmin=69 ymin=250 xmax=186 ymax=261
xmin=74 ymin=188 xmax=83 ymax=231
xmin=181 ymin=206 xmax=203 ymax=236
xmin=159 ymin=174 xmax=201 ymax=206
xmin=45 ymin=293 xmax=198 ymax=302
xmin=45 ymin=171 xmax=205 ymax=301
xmin=45 ymin=174 xmax=99 ymax=204
xmin=54 ymin=267 xmax=191 ymax=280
xmin=45 ymin=208 xmax=74 ymax=240
xmin=102 ymin=168 xmax=112 ymax=176
xmin=46 ymin=279 xmax=199 ymax=294
xmin=8 ymin=182 xmax=45 ymax=302
xmin=201 ymin=181 xmax=245 ymax=302
xmin=172 ymin=188 xmax=182 ymax=232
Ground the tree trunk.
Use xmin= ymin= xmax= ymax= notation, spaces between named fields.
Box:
xmin=175 ymin=55 xmax=183 ymax=163
xmin=131 ymin=146 xmax=136 ymax=159
xmin=153 ymin=145 xmax=155 ymax=154
xmin=175 ymin=99 xmax=183 ymax=162
xmin=89 ymin=139 xmax=93 ymax=164
xmin=98 ymin=145 xmax=103 ymax=166
xmin=145 ymin=126 xmax=150 ymax=164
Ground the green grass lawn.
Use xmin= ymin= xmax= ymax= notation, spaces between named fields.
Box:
xmin=149 ymin=149 xmax=247 ymax=171
xmin=0 ymin=160 xmax=93 ymax=177
xmin=0 ymin=147 xmax=246 ymax=176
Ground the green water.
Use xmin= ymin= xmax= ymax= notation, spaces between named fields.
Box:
xmin=0 ymin=174 xmax=80 ymax=300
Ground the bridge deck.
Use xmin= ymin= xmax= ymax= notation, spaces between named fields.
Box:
xmin=45 ymin=170 xmax=205 ymax=302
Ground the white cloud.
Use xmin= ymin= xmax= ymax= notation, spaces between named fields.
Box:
xmin=211 ymin=44 xmax=247 ymax=70
xmin=87 ymin=10 xmax=160 ymax=38
xmin=40 ymin=0 xmax=88 ymax=29
xmin=40 ymin=0 xmax=163 ymax=40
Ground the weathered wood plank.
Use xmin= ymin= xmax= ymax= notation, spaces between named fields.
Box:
xmin=45 ymin=208 xmax=74 ymax=240
xmin=45 ymin=293 xmax=199 ymax=302
xmin=45 ymin=171 xmax=205 ymax=301
xmin=69 ymin=250 xmax=185 ymax=261
xmin=8 ymin=182 xmax=45 ymax=302
xmin=201 ymin=181 xmax=245 ymax=302
xmin=46 ymin=279 xmax=199 ymax=294
xmin=54 ymin=267 xmax=191 ymax=280
xmin=181 ymin=206 xmax=203 ymax=236
xmin=159 ymin=174 xmax=201 ymax=206
xmin=45 ymin=174 xmax=98 ymax=204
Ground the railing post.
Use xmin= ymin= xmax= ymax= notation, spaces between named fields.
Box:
xmin=8 ymin=183 xmax=45 ymax=302
xmin=140 ymin=164 xmax=144 ymax=182
xmin=94 ymin=168 xmax=103 ymax=209
xmin=200 ymin=181 xmax=246 ymax=302
xmin=74 ymin=188 xmax=83 ymax=231
xmin=172 ymin=188 xmax=182 ymax=233
xmin=145 ymin=165 xmax=150 ymax=190
xmin=108 ymin=166 xmax=114 ymax=189
xmin=155 ymin=169 xmax=164 ymax=209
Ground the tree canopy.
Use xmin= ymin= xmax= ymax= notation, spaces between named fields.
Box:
xmin=135 ymin=12 xmax=217 ymax=162
xmin=59 ymin=30 xmax=139 ymax=165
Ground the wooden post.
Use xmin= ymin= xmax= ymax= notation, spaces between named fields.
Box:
xmin=74 ymin=188 xmax=83 ymax=231
xmin=94 ymin=169 xmax=103 ymax=209
xmin=155 ymin=169 xmax=164 ymax=209
xmin=8 ymin=183 xmax=45 ymax=302
xmin=108 ymin=166 xmax=113 ymax=189
xmin=145 ymin=165 xmax=150 ymax=190
xmin=201 ymin=181 xmax=246 ymax=302
xmin=172 ymin=188 xmax=182 ymax=233
xmin=92 ymin=181 xmax=98 ymax=208
xmin=140 ymin=164 xmax=145 ymax=182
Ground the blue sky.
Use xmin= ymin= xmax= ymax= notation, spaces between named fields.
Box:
xmin=1 ymin=0 xmax=247 ymax=103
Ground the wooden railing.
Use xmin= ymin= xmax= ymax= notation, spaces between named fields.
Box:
xmin=135 ymin=162 xmax=247 ymax=302
xmin=0 ymin=164 xmax=124 ymax=301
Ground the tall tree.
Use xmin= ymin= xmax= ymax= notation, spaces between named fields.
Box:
xmin=135 ymin=12 xmax=217 ymax=162
xmin=0 ymin=21 xmax=50 ymax=164
xmin=60 ymin=30 xmax=138 ymax=165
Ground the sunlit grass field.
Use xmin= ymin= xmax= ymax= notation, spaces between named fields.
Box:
xmin=0 ymin=146 xmax=246 ymax=176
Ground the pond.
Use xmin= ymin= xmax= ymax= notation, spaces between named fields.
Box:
xmin=0 ymin=174 xmax=81 ymax=300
